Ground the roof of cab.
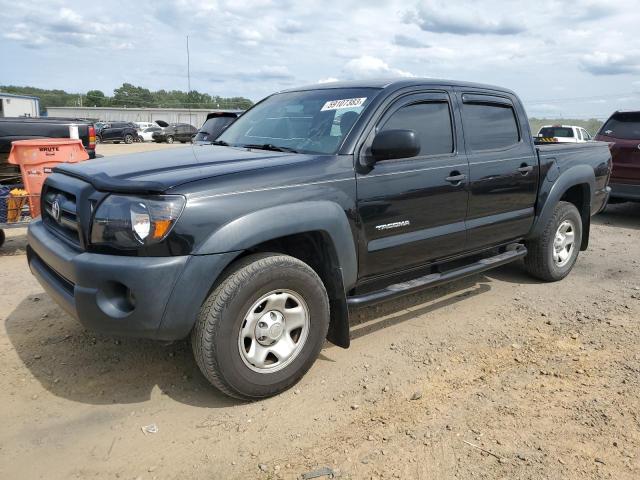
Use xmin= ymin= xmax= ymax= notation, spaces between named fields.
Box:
xmin=277 ymin=78 xmax=516 ymax=96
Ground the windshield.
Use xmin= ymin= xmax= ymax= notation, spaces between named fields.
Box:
xmin=217 ymin=88 xmax=380 ymax=154
xmin=600 ymin=112 xmax=640 ymax=140
xmin=539 ymin=127 xmax=574 ymax=138
xmin=194 ymin=116 xmax=236 ymax=142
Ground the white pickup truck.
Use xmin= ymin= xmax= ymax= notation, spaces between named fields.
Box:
xmin=537 ymin=125 xmax=593 ymax=143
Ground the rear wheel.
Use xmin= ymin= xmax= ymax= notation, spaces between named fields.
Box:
xmin=166 ymin=136 xmax=174 ymax=144
xmin=0 ymin=229 xmax=5 ymax=248
xmin=524 ymin=201 xmax=582 ymax=282
xmin=95 ymin=136 xmax=102 ymax=144
xmin=124 ymin=134 xmax=134 ymax=144
xmin=191 ymin=253 xmax=330 ymax=400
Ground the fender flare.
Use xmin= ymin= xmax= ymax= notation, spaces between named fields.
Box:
xmin=529 ymin=164 xmax=595 ymax=240
xmin=195 ymin=201 xmax=358 ymax=291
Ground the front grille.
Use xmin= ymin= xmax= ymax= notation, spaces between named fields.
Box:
xmin=42 ymin=186 xmax=81 ymax=246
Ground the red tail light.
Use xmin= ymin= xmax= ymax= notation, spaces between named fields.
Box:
xmin=88 ymin=125 xmax=96 ymax=150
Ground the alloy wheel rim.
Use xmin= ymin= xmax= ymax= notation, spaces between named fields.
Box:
xmin=238 ymin=289 xmax=310 ymax=373
xmin=553 ymin=219 xmax=576 ymax=267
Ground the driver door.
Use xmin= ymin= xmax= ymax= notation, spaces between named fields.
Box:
xmin=356 ymin=91 xmax=469 ymax=279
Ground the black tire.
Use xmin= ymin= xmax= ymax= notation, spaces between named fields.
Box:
xmin=0 ymin=229 xmax=5 ymax=248
xmin=124 ymin=134 xmax=134 ymax=144
xmin=114 ymin=141 xmax=120 ymax=144
xmin=524 ymin=201 xmax=582 ymax=282
xmin=191 ymin=253 xmax=330 ymax=400
xmin=166 ymin=136 xmax=174 ymax=144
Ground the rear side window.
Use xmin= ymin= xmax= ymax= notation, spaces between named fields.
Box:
xmin=539 ymin=127 xmax=574 ymax=138
xmin=601 ymin=112 xmax=640 ymax=139
xmin=380 ymin=102 xmax=453 ymax=156
xmin=462 ymin=102 xmax=520 ymax=151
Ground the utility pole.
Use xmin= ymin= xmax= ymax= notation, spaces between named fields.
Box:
xmin=187 ymin=35 xmax=192 ymax=127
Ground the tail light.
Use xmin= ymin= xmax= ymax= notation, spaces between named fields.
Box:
xmin=88 ymin=125 xmax=96 ymax=150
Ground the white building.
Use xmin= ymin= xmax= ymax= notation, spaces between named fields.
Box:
xmin=46 ymin=106 xmax=243 ymax=128
xmin=0 ymin=92 xmax=40 ymax=117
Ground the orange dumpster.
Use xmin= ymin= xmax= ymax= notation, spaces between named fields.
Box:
xmin=8 ymin=138 xmax=89 ymax=218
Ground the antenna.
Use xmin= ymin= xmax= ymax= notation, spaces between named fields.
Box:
xmin=187 ymin=35 xmax=192 ymax=127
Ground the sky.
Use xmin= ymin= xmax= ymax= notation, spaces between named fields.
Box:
xmin=1 ymin=0 xmax=639 ymax=119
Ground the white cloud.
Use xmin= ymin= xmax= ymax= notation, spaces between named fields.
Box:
xmin=404 ymin=1 xmax=526 ymax=36
xmin=579 ymin=52 xmax=640 ymax=76
xmin=318 ymin=77 xmax=339 ymax=84
xmin=343 ymin=56 xmax=414 ymax=79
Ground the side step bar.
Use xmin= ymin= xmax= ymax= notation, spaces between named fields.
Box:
xmin=347 ymin=244 xmax=528 ymax=307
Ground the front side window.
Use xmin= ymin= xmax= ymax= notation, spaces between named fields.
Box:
xmin=379 ymin=102 xmax=454 ymax=157
xmin=218 ymin=88 xmax=380 ymax=154
xmin=463 ymin=102 xmax=520 ymax=151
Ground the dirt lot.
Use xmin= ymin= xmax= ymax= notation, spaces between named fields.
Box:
xmin=0 ymin=145 xmax=638 ymax=479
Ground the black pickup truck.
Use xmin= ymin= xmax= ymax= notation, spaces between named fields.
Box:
xmin=0 ymin=117 xmax=96 ymax=183
xmin=27 ymin=79 xmax=611 ymax=399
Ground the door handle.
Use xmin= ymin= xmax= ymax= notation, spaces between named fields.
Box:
xmin=445 ymin=172 xmax=466 ymax=185
xmin=518 ymin=164 xmax=534 ymax=174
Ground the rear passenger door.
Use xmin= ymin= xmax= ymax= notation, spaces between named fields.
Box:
xmin=458 ymin=91 xmax=538 ymax=250
xmin=356 ymin=91 xmax=469 ymax=278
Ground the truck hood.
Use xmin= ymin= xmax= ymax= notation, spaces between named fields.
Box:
xmin=54 ymin=145 xmax=314 ymax=193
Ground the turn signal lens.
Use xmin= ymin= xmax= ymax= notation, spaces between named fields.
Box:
xmin=91 ymin=195 xmax=185 ymax=249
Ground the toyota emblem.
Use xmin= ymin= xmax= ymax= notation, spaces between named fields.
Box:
xmin=51 ymin=199 xmax=61 ymax=222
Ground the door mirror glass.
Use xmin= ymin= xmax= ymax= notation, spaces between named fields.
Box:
xmin=370 ymin=129 xmax=420 ymax=164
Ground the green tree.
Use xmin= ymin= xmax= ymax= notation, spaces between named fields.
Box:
xmin=112 ymin=83 xmax=154 ymax=107
xmin=85 ymin=90 xmax=107 ymax=107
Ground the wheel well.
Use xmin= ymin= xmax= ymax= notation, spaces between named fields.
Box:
xmin=243 ymin=231 xmax=340 ymax=292
xmin=237 ymin=231 xmax=350 ymax=348
xmin=560 ymin=183 xmax=590 ymax=250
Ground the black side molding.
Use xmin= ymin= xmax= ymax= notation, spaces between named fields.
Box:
xmin=347 ymin=244 xmax=527 ymax=307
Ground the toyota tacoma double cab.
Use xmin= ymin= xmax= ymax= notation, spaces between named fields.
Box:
xmin=27 ymin=79 xmax=612 ymax=400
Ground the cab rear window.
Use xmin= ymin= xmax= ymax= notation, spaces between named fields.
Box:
xmin=601 ymin=112 xmax=640 ymax=140
xmin=539 ymin=127 xmax=574 ymax=138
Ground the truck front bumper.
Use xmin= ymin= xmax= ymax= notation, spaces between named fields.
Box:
xmin=27 ymin=219 xmax=238 ymax=340
xmin=610 ymin=182 xmax=640 ymax=201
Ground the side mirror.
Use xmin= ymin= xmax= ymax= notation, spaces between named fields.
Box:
xmin=369 ymin=129 xmax=420 ymax=165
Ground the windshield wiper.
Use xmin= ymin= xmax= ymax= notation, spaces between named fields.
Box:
xmin=240 ymin=143 xmax=298 ymax=153
xmin=211 ymin=140 xmax=230 ymax=146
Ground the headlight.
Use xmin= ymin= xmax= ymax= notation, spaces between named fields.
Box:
xmin=90 ymin=195 xmax=186 ymax=249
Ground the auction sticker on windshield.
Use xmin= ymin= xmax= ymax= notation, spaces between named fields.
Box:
xmin=321 ymin=97 xmax=367 ymax=111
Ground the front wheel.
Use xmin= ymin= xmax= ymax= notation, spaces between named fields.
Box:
xmin=191 ymin=254 xmax=330 ymax=400
xmin=166 ymin=136 xmax=174 ymax=144
xmin=124 ymin=134 xmax=134 ymax=144
xmin=524 ymin=201 xmax=582 ymax=282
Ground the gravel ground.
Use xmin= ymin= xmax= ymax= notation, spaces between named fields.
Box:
xmin=0 ymin=160 xmax=638 ymax=479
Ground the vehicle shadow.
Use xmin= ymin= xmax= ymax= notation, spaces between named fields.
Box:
xmin=347 ymin=275 xmax=492 ymax=342
xmin=5 ymin=295 xmax=237 ymax=408
xmin=0 ymin=229 xmax=28 ymax=256
xmin=5 ymin=263 xmax=531 ymax=408
xmin=593 ymin=201 xmax=640 ymax=231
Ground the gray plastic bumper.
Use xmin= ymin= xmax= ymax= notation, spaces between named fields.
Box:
xmin=27 ymin=219 xmax=238 ymax=340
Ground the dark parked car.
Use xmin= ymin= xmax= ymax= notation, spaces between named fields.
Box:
xmin=96 ymin=122 xmax=139 ymax=144
xmin=27 ymin=78 xmax=611 ymax=400
xmin=192 ymin=112 xmax=238 ymax=145
xmin=595 ymin=111 xmax=640 ymax=201
xmin=152 ymin=123 xmax=197 ymax=144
